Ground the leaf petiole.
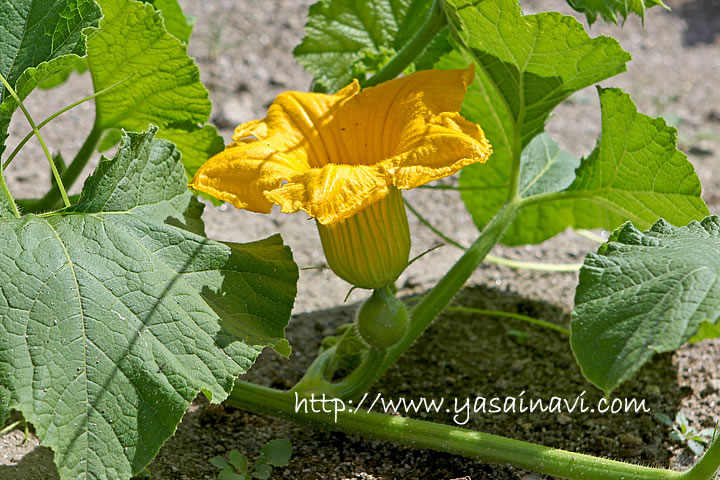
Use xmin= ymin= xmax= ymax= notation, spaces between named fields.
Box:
xmin=360 ymin=0 xmax=446 ymax=88
xmin=445 ymin=306 xmax=570 ymax=335
xmin=0 ymin=419 xmax=22 ymax=436
xmin=0 ymin=72 xmax=70 ymax=208
xmin=30 ymin=125 xmax=104 ymax=212
xmin=0 ymin=162 xmax=20 ymax=217
xmin=486 ymin=255 xmax=582 ymax=272
xmin=405 ymin=198 xmax=582 ymax=272
xmin=575 ymin=229 xmax=605 ymax=243
xmin=3 ymin=75 xmax=133 ymax=171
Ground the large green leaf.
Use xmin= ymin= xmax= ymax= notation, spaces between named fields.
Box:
xmin=493 ymin=133 xmax=582 ymax=245
xmin=294 ymin=0 xmax=450 ymax=93
xmin=0 ymin=128 xmax=298 ymax=480
xmin=141 ymin=0 xmax=194 ymax=43
xmin=555 ymin=89 xmax=707 ymax=233
xmin=517 ymin=133 xmax=580 ymax=199
xmin=439 ymin=0 xmax=630 ymax=241
xmin=444 ymin=0 xmax=630 ymax=149
xmin=0 ymin=0 xmax=100 ymax=97
xmin=0 ymin=0 xmax=101 ymax=155
xmin=37 ymin=56 xmax=89 ymax=89
xmin=571 ymin=216 xmax=720 ymax=394
xmin=689 ymin=322 xmax=720 ymax=343
xmin=86 ymin=0 xmax=222 ymax=177
xmin=467 ymin=88 xmax=709 ymax=245
xmin=37 ymin=0 xmax=193 ymax=91
xmin=566 ymin=0 xmax=668 ymax=25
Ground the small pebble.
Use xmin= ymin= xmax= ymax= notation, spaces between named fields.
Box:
xmin=557 ymin=414 xmax=572 ymax=426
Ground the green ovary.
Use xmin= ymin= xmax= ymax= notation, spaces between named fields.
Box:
xmin=356 ymin=286 xmax=409 ymax=348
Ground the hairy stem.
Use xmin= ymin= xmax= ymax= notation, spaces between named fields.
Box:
xmin=0 ymin=73 xmax=70 ymax=208
xmin=445 ymin=306 xmax=570 ymax=335
xmin=0 ymin=164 xmax=20 ymax=217
xmin=361 ymin=0 xmax=446 ymax=88
xmin=519 ymin=189 xmax=589 ymax=209
xmin=406 ymin=198 xmax=582 ymax=272
xmin=0 ymin=419 xmax=22 ymax=436
xmin=575 ymin=229 xmax=605 ymax=243
xmin=485 ymin=255 xmax=582 ymax=272
xmin=228 ymin=381 xmax=685 ymax=480
xmin=30 ymin=125 xmax=103 ymax=212
xmin=3 ymin=75 xmax=131 ymax=171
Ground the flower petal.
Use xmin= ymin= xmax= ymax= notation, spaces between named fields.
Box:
xmin=259 ymin=81 xmax=360 ymax=168
xmin=191 ymin=81 xmax=361 ymax=211
xmin=265 ymin=163 xmax=392 ymax=224
xmin=231 ymin=119 xmax=269 ymax=144
xmin=192 ymin=66 xmax=491 ymax=223
xmin=328 ymin=66 xmax=477 ymax=164
xmin=391 ymin=111 xmax=492 ymax=189
xmin=190 ymin=141 xmax=307 ymax=213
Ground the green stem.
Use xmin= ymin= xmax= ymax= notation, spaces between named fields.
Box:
xmin=680 ymin=437 xmax=720 ymax=480
xmin=326 ymin=201 xmax=520 ymax=399
xmin=507 ymin=129 xmax=524 ymax=203
xmin=360 ymin=0 xmax=445 ymax=88
xmin=3 ymin=75 xmax=131 ymax=171
xmin=291 ymin=345 xmax=337 ymax=396
xmin=519 ymin=189 xmax=588 ymax=209
xmin=30 ymin=125 xmax=103 ymax=212
xmin=406 ymin=198 xmax=582 ymax=272
xmin=575 ymin=229 xmax=605 ymax=244
xmin=0 ymin=73 xmax=70 ymax=208
xmin=0 ymin=419 xmax=22 ymax=436
xmin=293 ymin=326 xmax=388 ymax=399
xmin=228 ymin=381 xmax=684 ymax=480
xmin=0 ymin=165 xmax=20 ymax=218
xmin=445 ymin=306 xmax=570 ymax=335
xmin=485 ymin=254 xmax=582 ymax=272
xmin=326 ymin=347 xmax=386 ymax=398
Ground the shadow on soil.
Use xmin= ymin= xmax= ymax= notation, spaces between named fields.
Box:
xmin=238 ymin=284 xmax=688 ymax=479
xmin=1 ymin=285 xmax=690 ymax=480
xmin=0 ymin=442 xmax=58 ymax=480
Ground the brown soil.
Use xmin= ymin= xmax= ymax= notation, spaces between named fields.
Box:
xmin=1 ymin=0 xmax=718 ymax=479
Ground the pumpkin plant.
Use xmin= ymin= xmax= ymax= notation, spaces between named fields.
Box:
xmin=0 ymin=0 xmax=718 ymax=479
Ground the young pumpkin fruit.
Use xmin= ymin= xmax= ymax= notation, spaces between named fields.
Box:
xmin=356 ymin=287 xmax=408 ymax=349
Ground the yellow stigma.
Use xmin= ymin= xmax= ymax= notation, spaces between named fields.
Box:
xmin=317 ymin=187 xmax=410 ymax=289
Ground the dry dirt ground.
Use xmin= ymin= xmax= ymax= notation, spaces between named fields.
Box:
xmin=1 ymin=0 xmax=719 ymax=479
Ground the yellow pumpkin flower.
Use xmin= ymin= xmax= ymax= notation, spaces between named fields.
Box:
xmin=191 ymin=66 xmax=491 ymax=224
xmin=191 ymin=66 xmax=491 ymax=288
